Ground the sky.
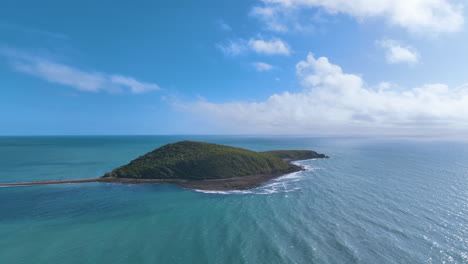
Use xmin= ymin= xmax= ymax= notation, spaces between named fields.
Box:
xmin=1 ymin=0 xmax=468 ymax=136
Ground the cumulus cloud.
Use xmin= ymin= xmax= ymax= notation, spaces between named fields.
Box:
xmin=252 ymin=0 xmax=464 ymax=34
xmin=2 ymin=50 xmax=159 ymax=94
xmin=253 ymin=62 xmax=275 ymax=71
xmin=377 ymin=39 xmax=420 ymax=65
xmin=218 ymin=38 xmax=291 ymax=56
xmin=177 ymin=53 xmax=468 ymax=135
xmin=249 ymin=39 xmax=290 ymax=55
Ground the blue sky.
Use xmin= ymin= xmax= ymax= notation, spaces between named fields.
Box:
xmin=1 ymin=0 xmax=468 ymax=136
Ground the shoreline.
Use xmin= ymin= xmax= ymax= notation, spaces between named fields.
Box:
xmin=0 ymin=163 xmax=306 ymax=191
xmin=102 ymin=165 xmax=304 ymax=191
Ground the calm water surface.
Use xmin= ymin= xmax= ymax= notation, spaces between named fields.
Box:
xmin=0 ymin=136 xmax=466 ymax=263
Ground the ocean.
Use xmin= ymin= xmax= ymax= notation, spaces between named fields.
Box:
xmin=0 ymin=136 xmax=466 ymax=263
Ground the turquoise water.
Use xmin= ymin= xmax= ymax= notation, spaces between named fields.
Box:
xmin=0 ymin=136 xmax=467 ymax=263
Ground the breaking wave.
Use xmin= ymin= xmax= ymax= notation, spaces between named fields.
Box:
xmin=195 ymin=159 xmax=319 ymax=195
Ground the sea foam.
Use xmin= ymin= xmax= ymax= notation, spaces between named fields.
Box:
xmin=195 ymin=166 xmax=313 ymax=195
xmin=195 ymin=158 xmax=321 ymax=195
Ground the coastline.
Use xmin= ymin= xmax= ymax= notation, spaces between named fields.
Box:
xmin=101 ymin=164 xmax=304 ymax=191
xmin=0 ymin=163 xmax=306 ymax=191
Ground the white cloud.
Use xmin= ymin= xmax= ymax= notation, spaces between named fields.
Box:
xmin=251 ymin=6 xmax=289 ymax=32
xmin=377 ymin=39 xmax=420 ymax=65
xmin=110 ymin=75 xmax=159 ymax=94
xmin=177 ymin=53 xmax=468 ymax=135
xmin=249 ymin=39 xmax=291 ymax=55
xmin=218 ymin=38 xmax=291 ymax=56
xmin=3 ymin=51 xmax=159 ymax=94
xmin=253 ymin=62 xmax=275 ymax=71
xmin=13 ymin=59 xmax=107 ymax=92
xmin=253 ymin=0 xmax=464 ymax=34
xmin=217 ymin=39 xmax=249 ymax=56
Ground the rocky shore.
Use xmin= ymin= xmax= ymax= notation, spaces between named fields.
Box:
xmin=100 ymin=164 xmax=303 ymax=191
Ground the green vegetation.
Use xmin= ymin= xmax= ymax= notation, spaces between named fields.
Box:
xmin=262 ymin=150 xmax=329 ymax=161
xmin=103 ymin=141 xmax=327 ymax=180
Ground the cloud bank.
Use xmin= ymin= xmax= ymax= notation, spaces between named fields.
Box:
xmin=2 ymin=49 xmax=159 ymax=94
xmin=253 ymin=0 xmax=464 ymax=34
xmin=178 ymin=53 xmax=468 ymax=135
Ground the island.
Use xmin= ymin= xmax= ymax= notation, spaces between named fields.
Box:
xmin=0 ymin=141 xmax=329 ymax=190
xmin=100 ymin=141 xmax=328 ymax=190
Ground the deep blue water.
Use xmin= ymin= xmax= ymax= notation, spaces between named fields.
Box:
xmin=0 ymin=136 xmax=466 ymax=263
